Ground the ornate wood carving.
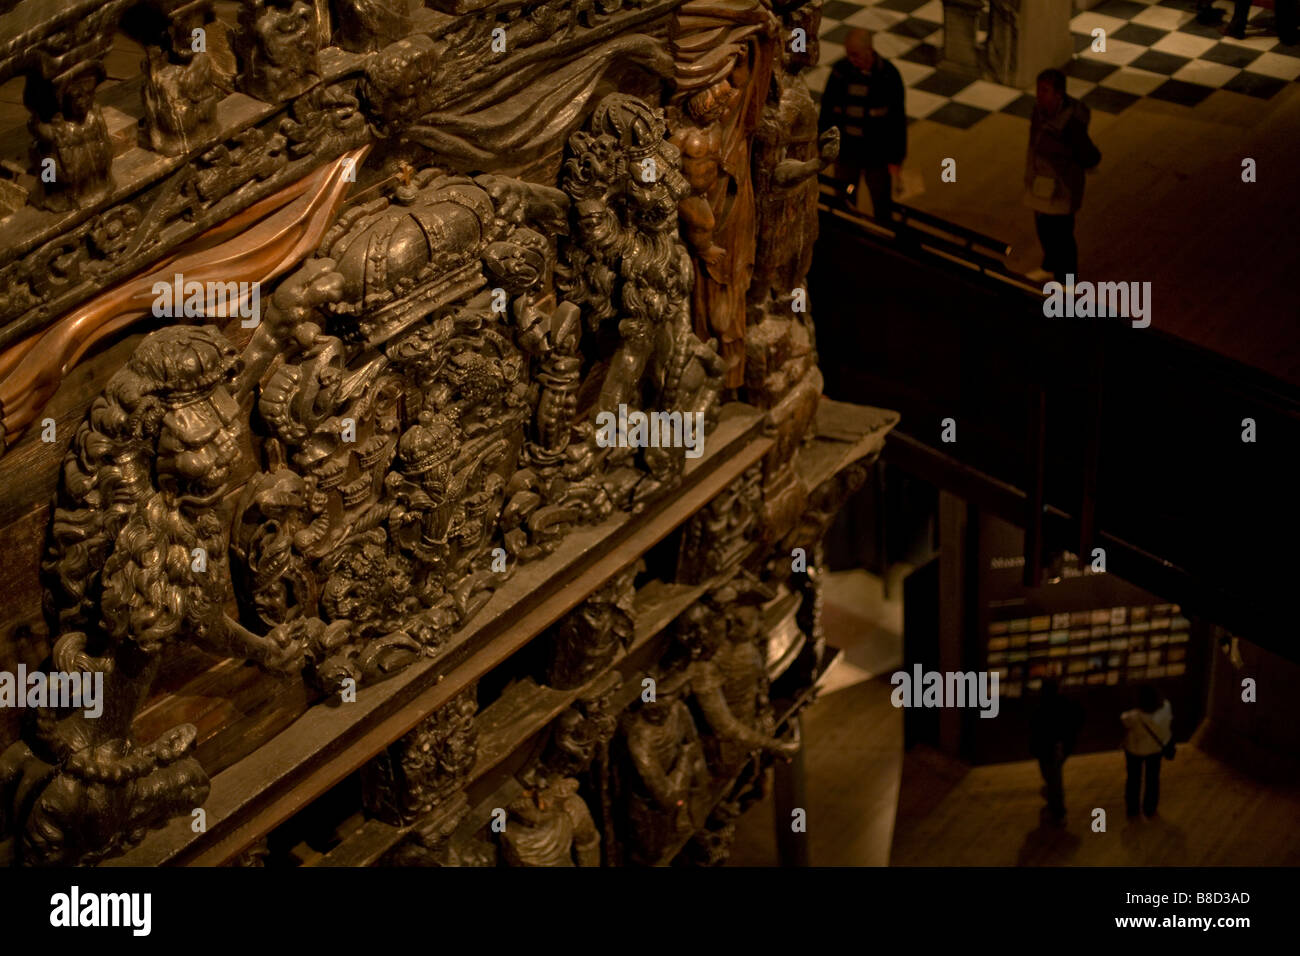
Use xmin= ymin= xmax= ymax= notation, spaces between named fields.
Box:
xmin=500 ymin=769 xmax=602 ymax=867
xmin=677 ymin=463 xmax=762 ymax=583
xmin=142 ymin=1 xmax=224 ymax=156
xmin=545 ymin=563 xmax=639 ymax=690
xmin=678 ymin=572 xmax=797 ymax=773
xmin=235 ymin=0 xmax=322 ymax=103
xmin=616 ymin=663 xmax=712 ymax=865
xmin=25 ymin=64 xmax=114 ymax=213
xmin=0 ymin=0 xmax=886 ymax=868
xmin=667 ymin=0 xmax=779 ymax=388
xmin=362 ymin=686 xmax=479 ymax=827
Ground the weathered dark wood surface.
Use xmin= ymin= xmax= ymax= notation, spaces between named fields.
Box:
xmin=110 ymin=403 xmax=773 ymax=865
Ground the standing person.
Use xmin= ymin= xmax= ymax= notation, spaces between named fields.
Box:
xmin=1120 ymin=685 xmax=1173 ymax=819
xmin=817 ymin=29 xmax=906 ymax=220
xmin=1023 ymin=68 xmax=1101 ymax=285
xmin=1029 ymin=677 xmax=1084 ymax=824
xmin=1228 ymin=0 xmax=1297 ymax=42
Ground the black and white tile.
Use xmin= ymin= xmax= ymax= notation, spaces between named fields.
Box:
xmin=811 ymin=0 xmax=1300 ymax=128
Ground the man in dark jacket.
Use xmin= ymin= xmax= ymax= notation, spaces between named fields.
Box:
xmin=1030 ymin=677 xmax=1084 ymax=825
xmin=818 ymin=29 xmax=906 ymax=220
xmin=1023 ymin=68 xmax=1101 ymax=285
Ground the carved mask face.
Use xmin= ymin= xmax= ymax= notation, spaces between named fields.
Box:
xmin=321 ymin=538 xmax=394 ymax=622
xmin=556 ymin=712 xmax=596 ymax=766
xmin=575 ymin=200 xmax=613 ymax=244
xmin=155 ymin=383 xmax=244 ymax=510
xmin=261 ymin=1 xmax=314 ymax=67
xmin=578 ymin=602 xmax=612 ymax=640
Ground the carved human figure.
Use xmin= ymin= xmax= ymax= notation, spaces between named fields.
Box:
xmin=386 ymin=412 xmax=461 ymax=562
xmin=237 ymin=0 xmax=320 ymax=103
xmin=680 ymin=581 xmax=797 ymax=772
xmin=500 ymin=773 xmax=601 ymax=867
xmin=667 ymin=0 xmax=778 ymax=388
xmin=559 ymin=94 xmax=727 ymax=496
xmin=546 ymin=564 xmax=636 ymax=689
xmin=142 ymin=5 xmax=223 ymax=155
xmin=545 ymin=672 xmax=623 ymax=777
xmin=621 ymin=666 xmax=712 ymax=864
xmin=671 ymin=79 xmax=752 ymax=388
xmin=750 ymin=0 xmax=839 ymax=311
xmin=25 ymin=68 xmax=113 ymax=211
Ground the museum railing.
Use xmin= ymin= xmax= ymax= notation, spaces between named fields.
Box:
xmin=813 ymin=207 xmax=1300 ymax=661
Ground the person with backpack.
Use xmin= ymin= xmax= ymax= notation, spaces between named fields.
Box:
xmin=1120 ymin=685 xmax=1174 ymax=818
xmin=1023 ymin=68 xmax=1102 ymax=286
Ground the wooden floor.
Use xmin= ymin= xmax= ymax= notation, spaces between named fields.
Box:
xmin=727 ymin=675 xmax=904 ymax=866
xmin=890 ymin=742 xmax=1300 ymax=866
xmin=728 ymin=574 xmax=1300 ymax=867
xmin=729 ymin=569 xmax=905 ymax=866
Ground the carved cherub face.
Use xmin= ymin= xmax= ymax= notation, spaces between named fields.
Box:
xmin=574 ymin=199 xmax=614 ymax=245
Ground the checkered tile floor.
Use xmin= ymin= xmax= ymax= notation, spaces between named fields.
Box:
xmin=812 ymin=0 xmax=1300 ymax=128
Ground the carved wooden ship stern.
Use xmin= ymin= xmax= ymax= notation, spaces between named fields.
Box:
xmin=0 ymin=0 xmax=894 ymax=868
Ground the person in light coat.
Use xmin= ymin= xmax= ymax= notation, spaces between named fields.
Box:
xmin=1120 ymin=685 xmax=1173 ymax=818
